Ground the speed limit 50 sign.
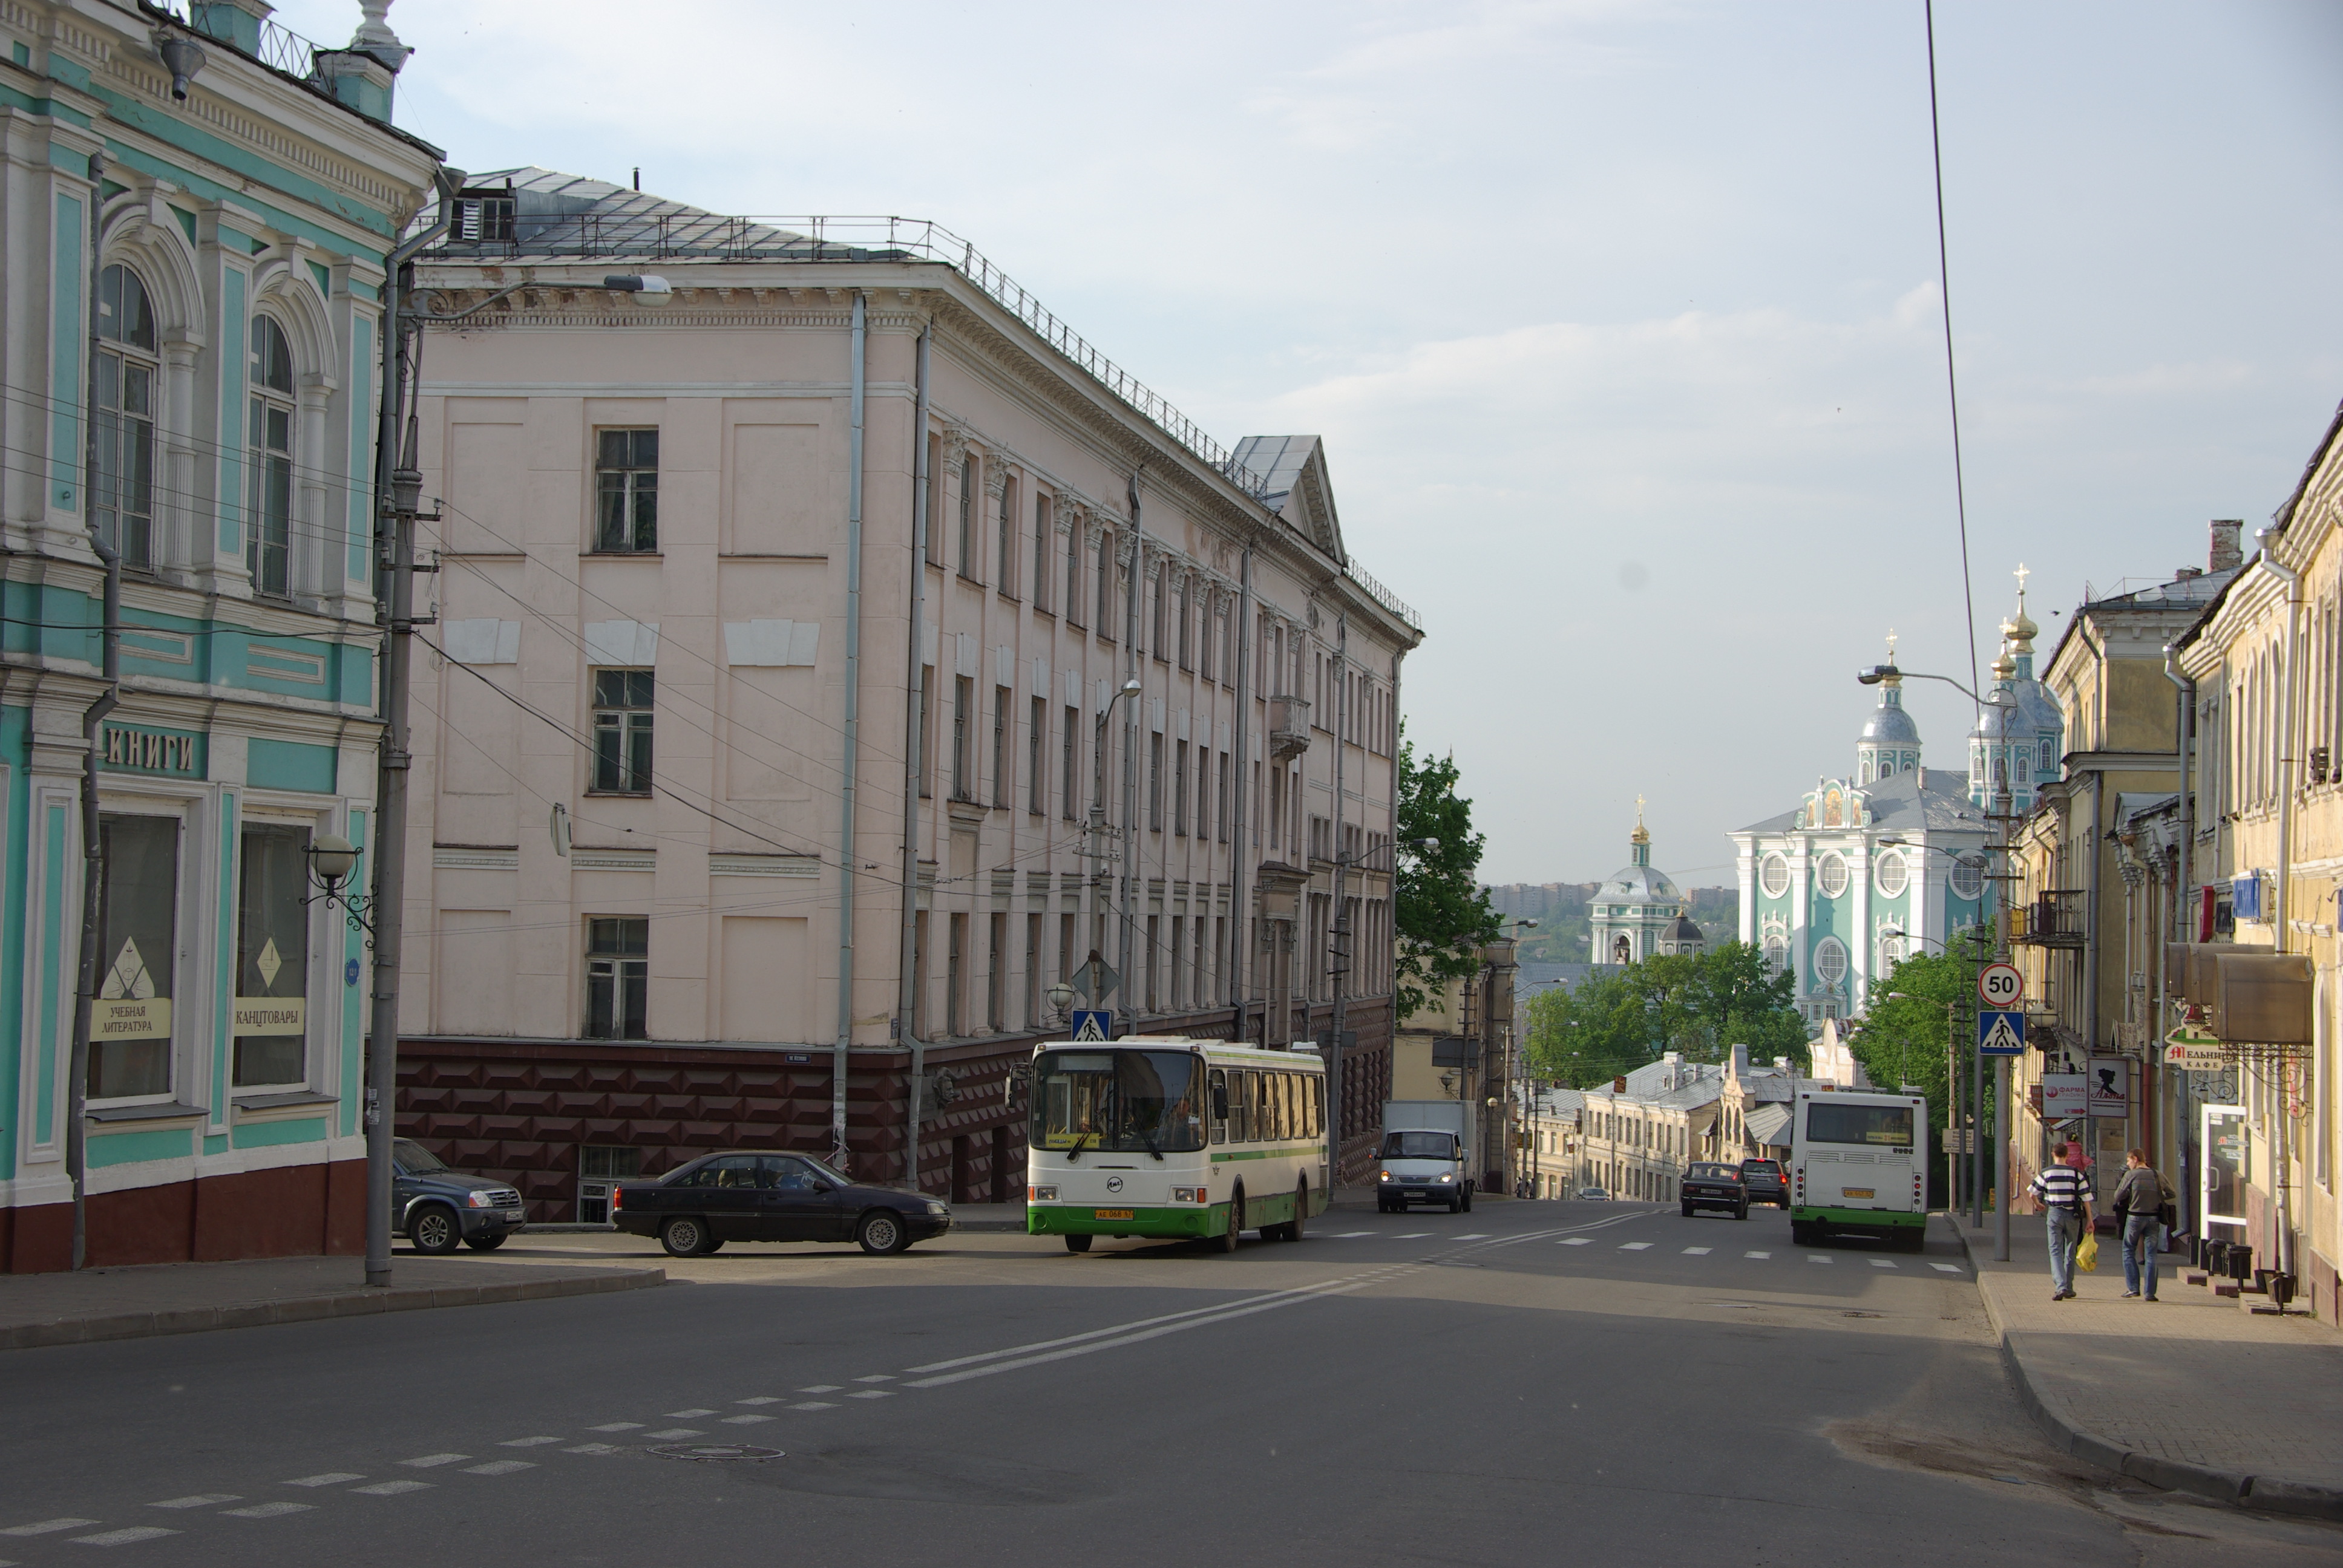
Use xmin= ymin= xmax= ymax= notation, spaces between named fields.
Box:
xmin=1978 ymin=962 xmax=2024 ymax=1008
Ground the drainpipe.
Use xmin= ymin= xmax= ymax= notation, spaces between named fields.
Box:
xmin=68 ymin=151 xmax=119 ymax=1272
xmin=1118 ymin=473 xmax=1143 ymax=1026
xmin=2164 ymin=644 xmax=2194 ymax=1220
xmin=1327 ymin=613 xmax=1349 ymax=1183
xmin=1227 ymin=540 xmax=1254 ymax=1036
xmin=2255 ymin=531 xmax=2302 ymax=1282
xmin=831 ymin=293 xmax=867 ymax=1169
xmin=897 ymin=322 xmax=930 ymax=1190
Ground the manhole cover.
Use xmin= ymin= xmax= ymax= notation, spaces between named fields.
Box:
xmin=647 ymin=1443 xmax=784 ymax=1462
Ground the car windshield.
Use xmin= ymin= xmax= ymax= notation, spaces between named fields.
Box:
xmin=1031 ymin=1049 xmax=1204 ymax=1154
xmin=1380 ymin=1131 xmax=1457 ymax=1160
xmin=1689 ymin=1164 xmax=1738 ymax=1179
xmin=1744 ymin=1161 xmax=1782 ymax=1176
xmin=394 ymin=1138 xmax=448 ymax=1173
xmin=1806 ymin=1102 xmax=1915 ymax=1149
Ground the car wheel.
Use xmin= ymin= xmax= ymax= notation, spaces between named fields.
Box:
xmin=465 ymin=1234 xmax=507 ymax=1252
xmin=1461 ymin=1186 xmax=1474 ymax=1214
xmin=1216 ymin=1189 xmax=1244 ymax=1252
xmin=1064 ymin=1233 xmax=1093 ymax=1253
xmin=1681 ymin=1203 xmax=1693 ymax=1218
xmin=856 ymin=1209 xmax=911 ymax=1256
xmin=1288 ymin=1180 xmax=1308 ymax=1243
xmin=660 ymin=1215 xmax=712 ymax=1258
xmin=1735 ymin=1201 xmax=1749 ymax=1221
xmin=409 ymin=1204 xmax=461 ymax=1256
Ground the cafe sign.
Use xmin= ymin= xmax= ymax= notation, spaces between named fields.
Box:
xmin=99 ymin=722 xmax=205 ymax=779
xmin=2163 ymin=1022 xmax=2226 ymax=1072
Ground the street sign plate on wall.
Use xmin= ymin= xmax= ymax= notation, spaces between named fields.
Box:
xmin=1070 ymin=1009 xmax=1112 ymax=1042
xmin=1977 ymin=1009 xmax=2026 ymax=1055
xmin=1978 ymin=962 xmax=2024 ymax=1008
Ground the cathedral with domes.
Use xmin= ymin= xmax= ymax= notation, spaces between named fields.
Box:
xmin=1591 ymin=801 xmax=1706 ymax=966
xmin=1729 ymin=577 xmax=2060 ymax=1024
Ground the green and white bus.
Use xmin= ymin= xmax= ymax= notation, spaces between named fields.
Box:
xmin=1789 ymin=1088 xmax=1929 ymax=1250
xmin=1026 ymin=1037 xmax=1331 ymax=1252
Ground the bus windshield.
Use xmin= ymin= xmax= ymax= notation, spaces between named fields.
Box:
xmin=1806 ymin=1102 xmax=1914 ymax=1149
xmin=1380 ymin=1131 xmax=1457 ymax=1161
xmin=1032 ymin=1050 xmax=1204 ymax=1154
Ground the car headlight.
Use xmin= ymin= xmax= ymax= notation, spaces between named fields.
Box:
xmin=1029 ymin=1184 xmax=1058 ymax=1202
xmin=465 ymin=1191 xmax=494 ymax=1207
xmin=926 ymin=1202 xmax=949 ymax=1215
xmin=1378 ymin=1170 xmax=1395 ymax=1182
xmin=1438 ymin=1172 xmax=1455 ymax=1183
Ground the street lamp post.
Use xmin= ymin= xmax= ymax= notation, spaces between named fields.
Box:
xmin=1494 ymin=918 xmax=1538 ymax=1197
xmin=1862 ymin=661 xmax=2017 ymax=1259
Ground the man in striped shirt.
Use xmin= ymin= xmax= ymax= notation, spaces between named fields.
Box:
xmin=2029 ymin=1155 xmax=2096 ymax=1300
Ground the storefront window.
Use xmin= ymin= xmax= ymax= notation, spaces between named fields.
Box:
xmin=91 ymin=815 xmax=178 ymax=1099
xmin=233 ymin=823 xmax=310 ymax=1087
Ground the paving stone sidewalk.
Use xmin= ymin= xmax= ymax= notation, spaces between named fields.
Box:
xmin=1960 ymin=1214 xmax=2343 ymax=1519
xmin=0 ymin=1251 xmax=663 ymax=1351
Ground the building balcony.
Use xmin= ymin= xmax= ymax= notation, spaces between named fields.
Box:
xmin=1268 ymin=694 xmax=1312 ymax=760
xmin=2010 ymin=889 xmax=2086 ymax=948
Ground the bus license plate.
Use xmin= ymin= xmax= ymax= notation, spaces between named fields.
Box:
xmin=1841 ymin=1187 xmax=1875 ymax=1199
xmin=1094 ymin=1209 xmax=1133 ymax=1220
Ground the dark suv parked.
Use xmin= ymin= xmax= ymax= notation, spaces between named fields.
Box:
xmin=1740 ymin=1158 xmax=1789 ymax=1208
xmin=393 ymin=1138 xmax=528 ymax=1255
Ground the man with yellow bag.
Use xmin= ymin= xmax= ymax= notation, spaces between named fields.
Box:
xmin=2028 ymin=1146 xmax=2096 ymax=1301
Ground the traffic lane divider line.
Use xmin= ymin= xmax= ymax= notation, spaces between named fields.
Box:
xmin=903 ymin=1275 xmax=1391 ymax=1376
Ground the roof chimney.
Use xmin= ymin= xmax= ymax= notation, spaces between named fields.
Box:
xmin=2210 ymin=520 xmax=2243 ymax=573
xmin=1730 ymin=1043 xmax=1749 ymax=1079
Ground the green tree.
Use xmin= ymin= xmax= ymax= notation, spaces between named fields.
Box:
xmin=1525 ymin=969 xmax=1657 ymax=1086
xmin=1525 ymin=942 xmax=1809 ymax=1086
xmin=1849 ymin=946 xmax=1979 ymax=1117
xmin=1394 ymin=733 xmax=1500 ymax=1022
xmin=1687 ymin=942 xmax=1808 ymax=1071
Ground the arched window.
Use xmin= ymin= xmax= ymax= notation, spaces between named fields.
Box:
xmin=957 ymin=456 xmax=977 ymax=580
xmin=1815 ymin=851 xmax=1849 ymax=898
xmin=1950 ymin=855 xmax=1985 ymax=901
xmin=93 ymin=265 xmax=158 ymax=567
xmin=247 ymin=315 xmax=295 ymax=595
xmin=1874 ymin=849 xmax=1909 ymax=898
xmin=2039 ymin=737 xmax=2056 ymax=776
xmin=1813 ymin=936 xmax=1849 ymax=991
xmin=1762 ymin=934 xmax=1788 ymax=976
xmin=1759 ymin=854 xmax=1790 ymax=898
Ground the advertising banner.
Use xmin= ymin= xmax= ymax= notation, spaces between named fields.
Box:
xmin=2088 ymin=1056 xmax=2130 ymax=1117
xmin=2040 ymin=1074 xmax=2088 ymax=1119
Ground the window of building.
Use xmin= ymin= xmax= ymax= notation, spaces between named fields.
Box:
xmin=997 ymin=477 xmax=1017 ymax=593
xmin=1033 ymin=494 xmax=1053 ymax=612
xmin=947 ymin=913 xmax=966 ymax=1036
xmin=591 ymin=670 xmax=655 ymax=793
xmin=1815 ymin=851 xmax=1849 ymax=898
xmin=988 ymin=912 xmax=1006 ymax=1031
xmin=247 ymin=316 xmax=295 ymax=595
xmin=992 ymin=684 xmax=1011 ymax=807
xmin=1762 ymin=933 xmax=1789 ymax=976
xmin=585 ymin=917 xmax=649 ymax=1039
xmin=92 ymin=265 xmax=157 ymax=569
xmin=1199 ymin=591 xmax=1216 ymax=681
xmin=1066 ymin=527 xmax=1084 ymax=626
xmin=1030 ymin=696 xmax=1046 ymax=816
xmin=91 ymin=814 xmax=178 ymax=1100
xmin=952 ymin=676 xmax=974 ymax=800
xmin=1812 ymin=936 xmax=1849 ymax=990
xmin=958 ymin=456 xmax=978 ymax=580
xmin=1062 ymin=704 xmax=1079 ymax=821
xmin=1149 ymin=732 xmax=1164 ymax=832
xmin=1175 ymin=573 xmax=1191 ymax=668
xmin=2039 ymin=737 xmax=2056 ymax=776
xmin=595 ymin=430 xmax=659 ymax=552
xmin=1873 ymin=849 xmax=1908 ymax=898
xmin=1216 ymin=752 xmax=1230 ymax=842
xmin=232 ymin=823 xmax=310 ymax=1088
xmin=1759 ymin=853 xmax=1790 ymax=898
xmin=1950 ymin=855 xmax=1985 ymax=900
xmin=1096 ymin=529 xmax=1116 ymax=632
xmin=1024 ymin=912 xmax=1043 ymax=1028
xmin=1173 ymin=739 xmax=1188 ymax=835
xmin=577 ymin=1145 xmax=641 ymax=1223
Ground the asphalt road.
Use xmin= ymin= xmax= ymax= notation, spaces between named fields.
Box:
xmin=4 ymin=1198 xmax=2337 ymax=1567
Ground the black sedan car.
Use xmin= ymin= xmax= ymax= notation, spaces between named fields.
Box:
xmin=1740 ymin=1157 xmax=1789 ymax=1208
xmin=612 ymin=1151 xmax=951 ymax=1257
xmin=1680 ymin=1162 xmax=1750 ymax=1220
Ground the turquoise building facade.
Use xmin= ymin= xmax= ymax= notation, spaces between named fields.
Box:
xmin=1 ymin=1 xmax=437 ymax=1270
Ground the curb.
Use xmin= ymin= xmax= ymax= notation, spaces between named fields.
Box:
xmin=0 ymin=1267 xmax=664 ymax=1352
xmin=1955 ymin=1226 xmax=2343 ymax=1521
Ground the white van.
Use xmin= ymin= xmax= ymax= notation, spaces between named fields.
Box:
xmin=1789 ymin=1088 xmax=1928 ymax=1250
xmin=1377 ymin=1100 xmax=1473 ymax=1214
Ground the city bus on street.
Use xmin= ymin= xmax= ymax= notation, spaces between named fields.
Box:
xmin=1026 ymin=1037 xmax=1329 ymax=1253
xmin=1789 ymin=1088 xmax=1928 ymax=1250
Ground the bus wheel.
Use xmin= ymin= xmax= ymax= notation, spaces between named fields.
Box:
xmin=1791 ymin=1221 xmax=1820 ymax=1247
xmin=1064 ymin=1233 xmax=1092 ymax=1253
xmin=1287 ymin=1180 xmax=1308 ymax=1243
xmin=1216 ymin=1190 xmax=1244 ymax=1252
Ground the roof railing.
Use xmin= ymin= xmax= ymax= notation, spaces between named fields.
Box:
xmin=146 ymin=0 xmax=321 ymax=81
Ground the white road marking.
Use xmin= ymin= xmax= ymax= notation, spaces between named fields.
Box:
xmin=1683 ymin=1247 xmax=1711 ymax=1255
xmin=1455 ymin=1233 xmax=1491 ymax=1240
xmin=587 ymin=1423 xmax=644 ymax=1432
xmin=798 ymin=1385 xmax=842 ymax=1393
xmin=350 ymin=1482 xmax=431 ymax=1497
xmin=283 ymin=1475 xmax=362 ymax=1488
xmin=1559 ymin=1238 xmax=1591 ymax=1246
xmin=460 ymin=1462 xmax=535 ymax=1477
xmin=563 ymin=1445 xmax=621 ymax=1455
xmin=1334 ymin=1231 xmax=1374 ymax=1237
xmin=789 ymin=1401 xmax=838 ymax=1411
xmin=906 ymin=1275 xmax=1373 ymax=1391
xmin=736 ymin=1397 xmax=783 ymax=1405
xmin=851 ymin=1375 xmax=895 ymax=1383
xmin=499 ymin=1437 xmax=562 ymax=1448
xmin=1870 ymin=1259 xmax=1899 ymax=1269
xmin=721 ymin=1414 xmax=774 ymax=1425
xmin=664 ymin=1408 xmax=717 ymax=1417
xmin=908 ymin=1277 xmax=1373 ymax=1378
xmin=1931 ymin=1263 xmax=1963 ymax=1273
xmin=1745 ymin=1251 xmax=1771 ymax=1259
xmin=220 ymin=1503 xmax=313 ymax=1520
xmin=2 ymin=1522 xmax=98 ymax=1537
xmin=146 ymin=1498 xmax=238 ymax=1510
xmin=398 ymin=1455 xmax=470 ymax=1468
xmin=643 ymin=1428 xmax=705 ymax=1439
xmin=68 ymin=1528 xmax=177 ymax=1546
xmin=1807 ymin=1255 xmax=1832 ymax=1264
xmin=1395 ymin=1232 xmax=1432 ymax=1238
xmin=847 ymin=1390 xmax=895 ymax=1400
xmin=1619 ymin=1242 xmax=1653 ymax=1251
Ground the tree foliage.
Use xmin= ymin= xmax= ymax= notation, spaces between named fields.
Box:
xmin=1525 ymin=942 xmax=1807 ymax=1087
xmin=1846 ymin=939 xmax=1986 ymax=1131
xmin=1394 ymin=733 xmax=1500 ymax=1022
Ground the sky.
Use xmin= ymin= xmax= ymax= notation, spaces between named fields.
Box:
xmin=281 ymin=0 xmax=2343 ymax=887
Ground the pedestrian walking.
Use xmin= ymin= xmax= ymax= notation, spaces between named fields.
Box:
xmin=2111 ymin=1148 xmax=2172 ymax=1302
xmin=2028 ymin=1155 xmax=2095 ymax=1301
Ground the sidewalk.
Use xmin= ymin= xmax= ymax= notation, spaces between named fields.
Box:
xmin=1959 ymin=1214 xmax=2343 ymax=1519
xmin=0 ymin=1252 xmax=664 ymax=1352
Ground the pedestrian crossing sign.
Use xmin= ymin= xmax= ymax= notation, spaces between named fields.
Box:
xmin=1977 ymin=1009 xmax=2026 ymax=1056
xmin=1070 ymin=1009 xmax=1112 ymax=1042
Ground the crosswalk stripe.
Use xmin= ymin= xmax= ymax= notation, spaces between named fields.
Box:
xmin=1334 ymin=1231 xmax=1374 ymax=1237
xmin=1744 ymin=1250 xmax=1771 ymax=1259
xmin=1870 ymin=1259 xmax=1899 ymax=1269
xmin=1930 ymin=1262 xmax=1964 ymax=1273
xmin=1455 ymin=1233 xmax=1491 ymax=1239
xmin=1682 ymin=1247 xmax=1711 ymax=1255
xmin=1619 ymin=1242 xmax=1653 ymax=1250
xmin=1559 ymin=1237 xmax=1591 ymax=1245
xmin=1807 ymin=1255 xmax=1832 ymax=1263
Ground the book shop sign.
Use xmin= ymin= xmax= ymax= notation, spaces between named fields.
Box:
xmin=99 ymin=722 xmax=205 ymax=779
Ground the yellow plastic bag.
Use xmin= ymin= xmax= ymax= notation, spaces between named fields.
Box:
xmin=2076 ymin=1230 xmax=2099 ymax=1273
